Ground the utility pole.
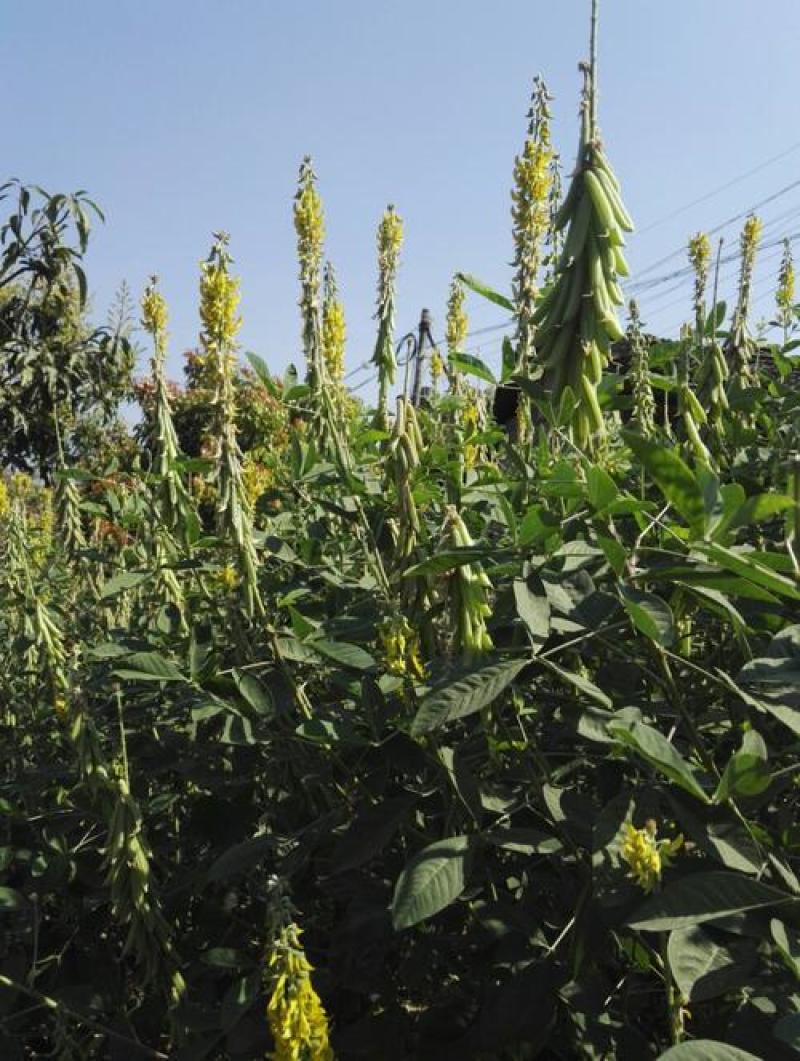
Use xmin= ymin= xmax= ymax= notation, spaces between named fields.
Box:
xmin=411 ymin=308 xmax=434 ymax=407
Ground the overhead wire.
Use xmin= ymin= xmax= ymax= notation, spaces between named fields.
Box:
xmin=637 ymin=139 xmax=800 ymax=235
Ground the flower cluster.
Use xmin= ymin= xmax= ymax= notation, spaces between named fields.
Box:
xmin=688 ymin=231 xmax=711 ymax=314
xmin=199 ymin=233 xmax=241 ymax=357
xmin=141 ymin=275 xmax=169 ymax=353
xmin=511 ymin=76 xmax=554 ymax=373
xmin=294 ymin=158 xmax=325 ymax=279
xmin=445 ymin=276 xmax=468 ymax=354
xmin=777 ymin=238 xmax=795 ymax=318
xmin=241 ymin=454 xmax=273 ymax=510
xmin=266 ymin=922 xmax=333 ymax=1061
xmin=620 ymin=820 xmax=682 ymax=893
xmin=377 ymin=204 xmax=403 ymax=265
xmin=322 ymin=263 xmax=346 ymax=384
xmin=688 ymin=232 xmax=711 ymax=281
xmin=429 ymin=347 xmax=444 ymax=389
xmin=372 ymin=205 xmax=404 ymax=424
xmin=380 ymin=615 xmax=424 ymax=679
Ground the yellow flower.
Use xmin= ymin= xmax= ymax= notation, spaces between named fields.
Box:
xmin=199 ymin=234 xmax=241 ymax=355
xmin=242 ymin=455 xmax=273 ymax=509
xmin=266 ymin=924 xmax=333 ymax=1061
xmin=777 ymin=238 xmax=795 ymax=316
xmin=620 ymin=820 xmax=682 ymax=893
xmin=294 ymin=159 xmax=325 ymax=277
xmin=688 ymin=232 xmax=711 ymax=276
xmin=742 ymin=214 xmax=762 ymax=257
xmin=0 ymin=478 xmax=9 ymax=519
xmin=430 ymin=347 xmax=444 ymax=386
xmin=380 ymin=616 xmax=425 ymax=679
xmin=377 ymin=205 xmax=403 ymax=263
xmin=446 ymin=277 xmax=468 ymax=354
xmin=10 ymin=472 xmax=32 ymax=500
xmin=141 ymin=275 xmax=169 ymax=351
xmin=322 ymin=298 xmax=346 ymax=384
xmin=217 ymin=565 xmax=239 ymax=591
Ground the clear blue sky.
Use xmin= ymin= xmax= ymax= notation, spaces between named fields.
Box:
xmin=4 ymin=1 xmax=800 ymax=394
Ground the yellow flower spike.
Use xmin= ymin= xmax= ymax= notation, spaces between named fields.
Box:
xmin=688 ymin=232 xmax=711 ymax=277
xmin=620 ymin=820 xmax=682 ymax=893
xmin=380 ymin=616 xmax=425 ymax=679
xmin=10 ymin=472 xmax=32 ymax=500
xmin=377 ymin=205 xmax=403 ymax=264
xmin=294 ymin=158 xmax=325 ymax=279
xmin=777 ymin=238 xmax=795 ymax=317
xmin=0 ymin=478 xmax=8 ymax=519
xmin=446 ymin=277 xmax=468 ymax=355
xmin=511 ymin=75 xmax=553 ymax=411
xmin=742 ymin=214 xmax=762 ymax=258
xmin=265 ymin=923 xmax=333 ymax=1061
xmin=430 ymin=347 xmax=444 ymax=386
xmin=322 ymin=263 xmax=346 ymax=385
xmin=199 ymin=233 xmax=242 ymax=358
xmin=141 ymin=275 xmax=169 ymax=353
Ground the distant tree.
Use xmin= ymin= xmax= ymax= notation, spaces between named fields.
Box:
xmin=0 ymin=180 xmax=134 ymax=480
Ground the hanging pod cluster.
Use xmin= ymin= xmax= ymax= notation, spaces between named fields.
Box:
xmin=387 ymin=395 xmax=424 ymax=564
xmin=534 ymin=71 xmax=634 ymax=450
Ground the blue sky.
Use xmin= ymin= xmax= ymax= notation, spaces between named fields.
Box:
xmin=4 ymin=1 xmax=800 ymax=395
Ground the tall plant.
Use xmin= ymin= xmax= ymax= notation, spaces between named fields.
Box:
xmin=533 ymin=14 xmax=633 ymax=451
xmin=371 ymin=205 xmax=403 ymax=429
xmin=199 ymin=233 xmax=262 ymax=617
xmin=725 ymin=214 xmax=762 ymax=391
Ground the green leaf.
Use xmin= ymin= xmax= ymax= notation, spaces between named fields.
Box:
xmin=694 ymin=542 xmax=800 ymax=601
xmin=332 ymin=797 xmax=413 ymax=874
xmin=455 ymin=272 xmax=514 ymax=312
xmin=233 ymin=671 xmax=274 ymax=717
xmin=244 ymin=351 xmax=277 ymax=391
xmin=774 ymin=1013 xmax=800 ymax=1052
xmin=113 ymin=652 xmax=186 ymax=683
xmin=404 ymin=547 xmax=491 ymax=578
xmin=484 ymin=828 xmax=562 ymax=855
xmin=668 ymin=925 xmax=755 ymax=1002
xmin=309 ymin=639 xmax=376 ymax=671
xmin=411 ymin=658 xmax=528 ymax=736
xmin=391 ymin=835 xmax=473 ymax=930
xmin=448 ymin=352 xmax=496 ymax=385
xmin=513 ymin=579 xmax=551 ymax=653
xmin=586 ymin=465 xmax=618 ymax=511
xmin=620 ymin=585 xmax=675 ymax=646
xmin=623 ymin=432 xmax=705 ymax=533
xmin=713 ymin=729 xmax=771 ymax=802
xmin=728 ymin=492 xmax=795 ymax=533
xmin=608 ymin=720 xmax=708 ymax=802
xmin=207 ymin=835 xmax=273 ymax=883
xmin=771 ymin=918 xmax=800 ymax=980
xmin=0 ymin=887 xmax=28 ymax=912
xmin=657 ymin=1042 xmax=761 ymax=1060
xmin=98 ymin=570 xmax=151 ymax=599
xmin=628 ymin=871 xmax=794 ymax=931
xmin=538 ymin=657 xmax=612 ymax=709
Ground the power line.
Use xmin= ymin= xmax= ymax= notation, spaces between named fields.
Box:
xmin=632 ymin=177 xmax=800 ymax=281
xmin=637 ymin=139 xmax=800 ymax=236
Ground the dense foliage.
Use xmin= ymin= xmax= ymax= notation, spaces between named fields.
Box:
xmin=3 ymin=11 xmax=800 ymax=1061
